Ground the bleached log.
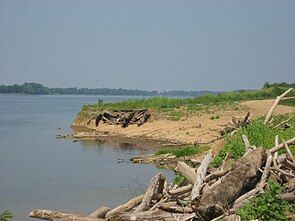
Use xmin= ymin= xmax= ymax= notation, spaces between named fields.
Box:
xmin=242 ymin=135 xmax=250 ymax=151
xmin=191 ymin=150 xmax=213 ymax=201
xmin=29 ymin=210 xmax=104 ymax=221
xmin=258 ymin=150 xmax=272 ymax=188
xmin=204 ymin=169 xmax=228 ymax=183
xmin=264 ymin=88 xmax=294 ymax=125
xmin=118 ymin=210 xmax=195 ymax=221
xmin=105 ymin=195 xmax=144 ymax=220
xmin=135 ymin=173 xmax=165 ymax=212
xmin=168 ymin=184 xmax=193 ymax=196
xmin=88 ymin=207 xmax=110 ymax=218
xmin=175 ymin=161 xmax=196 ymax=184
xmin=284 ymin=141 xmax=295 ymax=163
xmin=273 ymin=135 xmax=279 ymax=167
xmin=269 ymin=137 xmax=295 ymax=154
xmin=159 ymin=203 xmax=194 ymax=213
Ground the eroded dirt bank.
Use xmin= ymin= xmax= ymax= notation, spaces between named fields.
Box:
xmin=72 ymin=99 xmax=295 ymax=150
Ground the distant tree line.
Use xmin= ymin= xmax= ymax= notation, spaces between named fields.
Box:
xmin=263 ymin=81 xmax=295 ymax=89
xmin=0 ymin=82 xmax=218 ymax=97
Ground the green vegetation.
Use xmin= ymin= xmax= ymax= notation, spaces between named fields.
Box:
xmin=79 ymin=84 xmax=295 ymax=119
xmin=0 ymin=211 xmax=13 ymax=221
xmin=173 ymin=172 xmax=186 ymax=185
xmin=211 ymin=113 xmax=295 ymax=168
xmin=237 ymin=181 xmax=294 ymax=221
xmin=155 ymin=145 xmax=209 ymax=158
xmin=280 ymin=98 xmax=295 ymax=107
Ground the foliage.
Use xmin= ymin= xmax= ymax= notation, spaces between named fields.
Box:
xmin=263 ymin=81 xmax=295 ymax=89
xmin=237 ymin=181 xmax=293 ymax=221
xmin=211 ymin=113 xmax=295 ymax=168
xmin=78 ymin=85 xmax=295 ymax=119
xmin=280 ymin=98 xmax=295 ymax=107
xmin=0 ymin=211 xmax=13 ymax=221
xmin=155 ymin=145 xmax=209 ymax=158
xmin=173 ymin=172 xmax=186 ymax=185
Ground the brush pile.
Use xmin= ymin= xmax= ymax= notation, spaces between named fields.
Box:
xmin=29 ymin=136 xmax=295 ymax=221
xmin=87 ymin=109 xmax=150 ymax=128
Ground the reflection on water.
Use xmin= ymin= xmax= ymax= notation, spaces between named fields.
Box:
xmin=0 ymin=95 xmax=173 ymax=221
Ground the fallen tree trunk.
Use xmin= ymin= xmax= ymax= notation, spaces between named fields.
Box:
xmin=194 ymin=148 xmax=266 ymax=220
xmin=29 ymin=210 xmax=105 ymax=221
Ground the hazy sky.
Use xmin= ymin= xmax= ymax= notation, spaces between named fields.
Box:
xmin=0 ymin=0 xmax=294 ymax=91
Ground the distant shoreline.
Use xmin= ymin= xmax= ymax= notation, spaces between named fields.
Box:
xmin=0 ymin=82 xmax=219 ymax=97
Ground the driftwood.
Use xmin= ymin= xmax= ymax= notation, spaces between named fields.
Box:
xmin=30 ymin=132 xmax=295 ymax=221
xmin=220 ymin=112 xmax=250 ymax=136
xmin=241 ymin=135 xmax=250 ymax=151
xmin=29 ymin=210 xmax=105 ymax=221
xmin=194 ymin=148 xmax=266 ymax=220
xmin=264 ymin=88 xmax=294 ymax=125
xmin=105 ymin=195 xmax=144 ymax=220
xmin=88 ymin=207 xmax=110 ymax=218
xmin=269 ymin=136 xmax=295 ymax=153
xmin=88 ymin=109 xmax=150 ymax=128
xmin=191 ymin=150 xmax=212 ymax=201
xmin=135 ymin=173 xmax=166 ymax=212
xmin=175 ymin=161 xmax=196 ymax=184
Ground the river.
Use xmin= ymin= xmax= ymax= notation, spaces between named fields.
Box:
xmin=0 ymin=95 xmax=173 ymax=220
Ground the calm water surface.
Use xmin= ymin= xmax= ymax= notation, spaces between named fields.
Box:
xmin=0 ymin=95 xmax=173 ymax=220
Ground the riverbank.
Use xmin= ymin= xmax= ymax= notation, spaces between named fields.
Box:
xmin=72 ymin=99 xmax=295 ymax=151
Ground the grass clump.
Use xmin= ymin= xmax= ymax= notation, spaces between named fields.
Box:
xmin=237 ymin=181 xmax=294 ymax=221
xmin=173 ymin=172 xmax=186 ymax=185
xmin=0 ymin=211 xmax=13 ymax=221
xmin=211 ymin=113 xmax=295 ymax=168
xmin=155 ymin=145 xmax=209 ymax=158
xmin=280 ymin=98 xmax=295 ymax=107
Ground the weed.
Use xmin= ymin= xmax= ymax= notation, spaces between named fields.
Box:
xmin=155 ymin=145 xmax=209 ymax=158
xmin=0 ymin=211 xmax=13 ymax=221
xmin=237 ymin=181 xmax=293 ymax=221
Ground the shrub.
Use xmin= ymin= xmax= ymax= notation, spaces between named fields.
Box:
xmin=237 ymin=181 xmax=293 ymax=221
xmin=0 ymin=211 xmax=13 ymax=221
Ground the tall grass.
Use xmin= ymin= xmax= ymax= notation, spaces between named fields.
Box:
xmin=78 ymin=86 xmax=294 ymax=118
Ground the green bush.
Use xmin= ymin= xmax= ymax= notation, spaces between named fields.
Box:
xmin=237 ymin=181 xmax=294 ymax=221
xmin=0 ymin=211 xmax=13 ymax=221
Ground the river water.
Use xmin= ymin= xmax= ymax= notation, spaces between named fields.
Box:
xmin=0 ymin=95 xmax=173 ymax=220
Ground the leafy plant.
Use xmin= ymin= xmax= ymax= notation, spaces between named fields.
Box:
xmin=0 ymin=211 xmax=13 ymax=221
xmin=237 ymin=181 xmax=293 ymax=221
xmin=173 ymin=172 xmax=185 ymax=185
